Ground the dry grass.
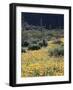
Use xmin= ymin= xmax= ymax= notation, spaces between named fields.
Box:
xmin=21 ymin=38 xmax=64 ymax=77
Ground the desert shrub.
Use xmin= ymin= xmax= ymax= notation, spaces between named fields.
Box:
xmin=32 ymin=40 xmax=37 ymax=44
xmin=28 ymin=44 xmax=41 ymax=50
xmin=51 ymin=31 xmax=59 ymax=36
xmin=49 ymin=45 xmax=64 ymax=57
xmin=22 ymin=41 xmax=29 ymax=47
xmin=47 ymin=36 xmax=52 ymax=41
xmin=32 ymin=69 xmax=40 ymax=76
xmin=61 ymin=43 xmax=64 ymax=46
xmin=38 ymin=40 xmax=48 ymax=47
xmin=46 ymin=68 xmax=55 ymax=76
xmin=31 ymin=39 xmax=38 ymax=44
xmin=38 ymin=41 xmax=43 ymax=47
xmin=29 ymin=30 xmax=43 ymax=39
xmin=21 ymin=48 xmax=26 ymax=53
xmin=52 ymin=39 xmax=63 ymax=44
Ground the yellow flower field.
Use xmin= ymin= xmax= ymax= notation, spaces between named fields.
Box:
xmin=21 ymin=38 xmax=64 ymax=77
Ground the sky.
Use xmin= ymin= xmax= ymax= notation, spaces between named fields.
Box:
xmin=22 ymin=12 xmax=64 ymax=28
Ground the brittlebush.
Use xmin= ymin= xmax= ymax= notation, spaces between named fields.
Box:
xmin=21 ymin=38 xmax=64 ymax=77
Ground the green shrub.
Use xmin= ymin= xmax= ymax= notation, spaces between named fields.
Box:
xmin=39 ymin=40 xmax=48 ymax=47
xmin=32 ymin=69 xmax=40 ymax=76
xmin=49 ymin=45 xmax=64 ymax=57
xmin=61 ymin=43 xmax=64 ymax=46
xmin=39 ymin=41 xmax=43 ymax=47
xmin=22 ymin=41 xmax=29 ymax=47
xmin=52 ymin=39 xmax=63 ymax=44
xmin=28 ymin=44 xmax=41 ymax=50
xmin=31 ymin=40 xmax=38 ymax=44
xmin=32 ymin=41 xmax=37 ymax=44
xmin=21 ymin=48 xmax=26 ymax=53
xmin=46 ymin=68 xmax=54 ymax=76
